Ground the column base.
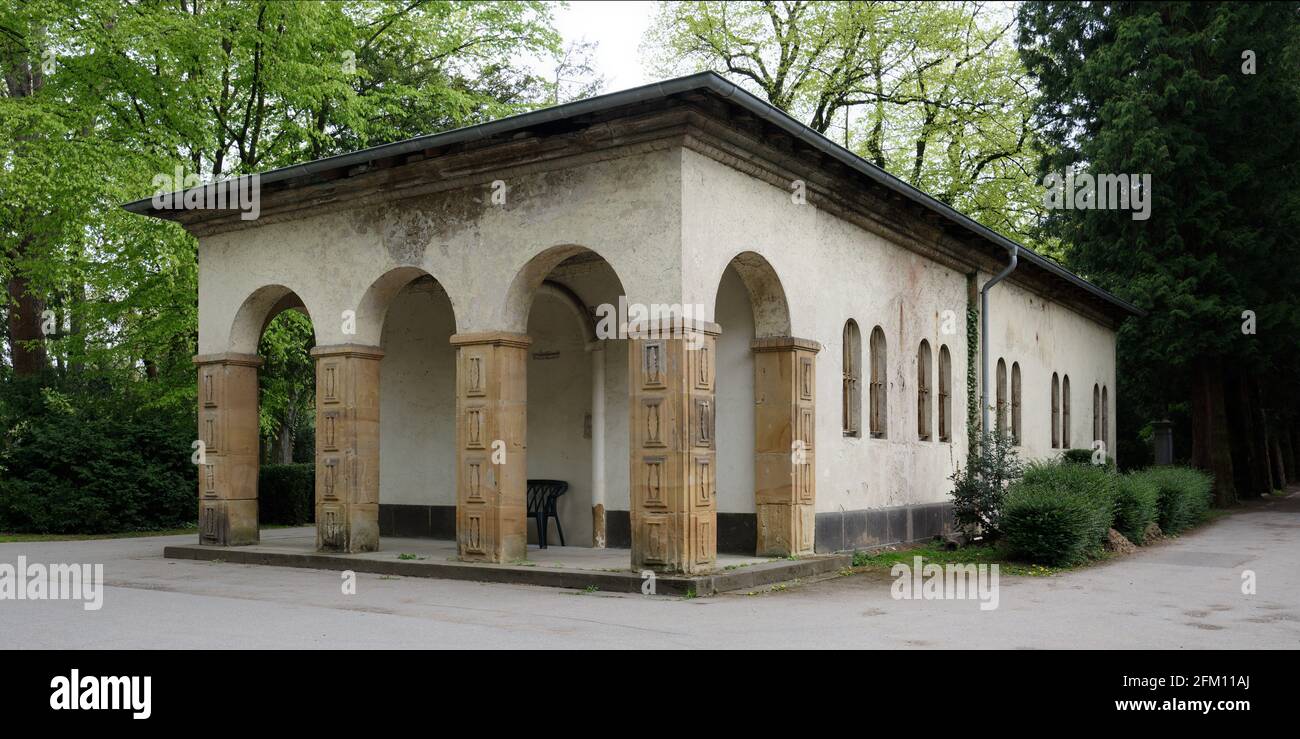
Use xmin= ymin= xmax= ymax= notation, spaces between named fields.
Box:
xmin=756 ymin=503 xmax=815 ymax=557
xmin=317 ymin=502 xmax=379 ymax=553
xmin=199 ymin=499 xmax=259 ymax=546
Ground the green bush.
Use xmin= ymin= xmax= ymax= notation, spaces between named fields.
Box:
xmin=948 ymin=430 xmax=1022 ymax=539
xmin=1113 ymin=473 xmax=1160 ymax=544
xmin=1131 ymin=466 xmax=1214 ymax=534
xmin=258 ymin=463 xmax=314 ymax=525
xmin=0 ymin=379 xmax=195 ymax=534
xmin=1061 ymin=447 xmax=1116 ymax=469
xmin=1002 ymin=461 xmax=1117 ymax=565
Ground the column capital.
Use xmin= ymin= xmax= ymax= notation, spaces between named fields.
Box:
xmin=751 ymin=336 xmax=821 ymax=354
xmin=193 ymin=352 xmax=263 ymax=367
xmin=449 ymin=331 xmax=532 ymax=349
xmin=310 ymin=343 xmax=385 ymax=360
xmin=622 ymin=317 xmax=721 ymax=339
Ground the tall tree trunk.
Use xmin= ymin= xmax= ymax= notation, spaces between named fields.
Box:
xmin=6 ymin=266 xmax=47 ymax=377
xmin=1248 ymin=373 xmax=1274 ymax=496
xmin=1190 ymin=357 xmax=1236 ymax=506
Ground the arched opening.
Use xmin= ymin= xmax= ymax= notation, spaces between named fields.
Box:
xmin=1093 ymin=382 xmax=1102 ymax=444
xmin=1052 ymin=372 xmax=1061 ymax=448
xmin=869 ymin=326 xmax=887 ymax=438
xmin=1062 ymin=374 xmax=1072 ymax=448
xmin=199 ymin=285 xmax=317 ymax=546
xmin=1102 ymin=385 xmax=1109 ymax=450
xmin=517 ymin=247 xmax=627 ymax=551
xmin=373 ymin=270 xmax=458 ymax=539
xmin=1011 ymin=361 xmax=1022 ymax=445
xmin=917 ymin=340 xmax=933 ymax=441
xmin=712 ymin=251 xmax=796 ymax=555
xmin=938 ymin=344 xmax=952 ymax=443
xmin=843 ymin=320 xmax=862 ymax=437
xmin=996 ymin=358 xmax=1008 ymax=435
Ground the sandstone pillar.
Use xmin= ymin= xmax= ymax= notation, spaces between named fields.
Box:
xmin=194 ymin=353 xmax=263 ymax=546
xmin=629 ymin=320 xmax=719 ymax=574
xmin=752 ymin=337 xmax=819 ymax=556
xmin=312 ymin=344 xmax=383 ymax=553
xmin=451 ymin=332 xmax=530 ymax=563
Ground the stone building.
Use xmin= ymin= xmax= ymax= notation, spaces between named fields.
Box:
xmin=125 ymin=73 xmax=1139 ymax=574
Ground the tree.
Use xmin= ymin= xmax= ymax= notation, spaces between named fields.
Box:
xmin=1018 ymin=1 xmax=1300 ymax=503
xmin=644 ymin=0 xmax=1046 ymax=245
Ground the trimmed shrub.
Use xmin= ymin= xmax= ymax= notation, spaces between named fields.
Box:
xmin=1061 ymin=447 xmax=1116 ymax=469
xmin=1113 ymin=473 xmax=1160 ymax=544
xmin=948 ymin=430 xmax=1022 ymax=539
xmin=0 ymin=380 xmax=195 ymax=534
xmin=1131 ymin=466 xmax=1214 ymax=534
xmin=258 ymin=463 xmax=314 ymax=525
xmin=1002 ymin=461 xmax=1117 ymax=565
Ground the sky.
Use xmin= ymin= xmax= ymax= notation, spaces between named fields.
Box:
xmin=551 ymin=1 xmax=658 ymax=93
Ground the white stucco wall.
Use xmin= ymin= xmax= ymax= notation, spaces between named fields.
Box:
xmin=715 ymin=265 xmax=757 ymax=514
xmin=378 ymin=280 xmax=457 ymax=507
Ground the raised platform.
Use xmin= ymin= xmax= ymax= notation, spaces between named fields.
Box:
xmin=163 ymin=528 xmax=851 ymax=596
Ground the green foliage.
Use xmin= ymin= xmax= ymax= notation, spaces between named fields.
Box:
xmin=1003 ymin=461 xmax=1117 ymax=565
xmin=1113 ymin=473 xmax=1160 ymax=544
xmin=645 ymin=1 xmax=1049 ymax=246
xmin=949 ymin=431 xmax=1023 ymax=538
xmin=258 ymin=464 xmax=314 ymax=526
xmin=1131 ymin=466 xmax=1214 ymax=534
xmin=1018 ymin=2 xmax=1300 ymax=494
xmin=0 ymin=376 xmax=195 ymax=534
xmin=1061 ymin=447 xmax=1115 ymax=470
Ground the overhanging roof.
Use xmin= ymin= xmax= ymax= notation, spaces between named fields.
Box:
xmin=123 ymin=71 xmax=1142 ymax=320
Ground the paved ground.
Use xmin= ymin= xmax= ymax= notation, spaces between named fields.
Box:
xmin=2 ymin=492 xmax=1297 ymax=649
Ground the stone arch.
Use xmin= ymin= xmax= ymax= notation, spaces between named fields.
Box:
xmin=355 ymin=266 xmax=460 ymax=346
xmin=712 ymin=251 xmax=792 ymax=339
xmin=502 ymin=244 xmax=630 ymax=335
xmin=228 ymin=284 xmax=316 ymax=354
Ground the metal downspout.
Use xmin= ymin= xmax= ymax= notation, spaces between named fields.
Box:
xmin=980 ymin=244 xmax=1019 ymax=440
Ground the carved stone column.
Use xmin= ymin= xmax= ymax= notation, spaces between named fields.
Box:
xmin=752 ymin=337 xmax=819 ymax=556
xmin=629 ymin=320 xmax=719 ymax=574
xmin=450 ymin=331 xmax=530 ymax=563
xmin=311 ymin=344 xmax=383 ymax=553
xmin=194 ymin=353 xmax=263 ymax=546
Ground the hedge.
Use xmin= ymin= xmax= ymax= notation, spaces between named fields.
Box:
xmin=1061 ymin=447 xmax=1116 ymax=469
xmin=1129 ymin=466 xmax=1213 ymax=535
xmin=1113 ymin=473 xmax=1160 ymax=544
xmin=1003 ymin=461 xmax=1117 ymax=565
xmin=258 ymin=463 xmax=315 ymax=525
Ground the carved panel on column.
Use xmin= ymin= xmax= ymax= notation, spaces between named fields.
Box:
xmin=452 ymin=332 xmax=530 ymax=564
xmin=630 ymin=322 xmax=719 ymax=574
xmin=193 ymin=353 xmax=262 ymax=546
xmin=752 ymin=337 xmax=820 ymax=556
xmin=311 ymin=345 xmax=383 ymax=554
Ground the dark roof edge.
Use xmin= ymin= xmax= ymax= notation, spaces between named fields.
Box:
xmin=122 ymin=71 xmax=1142 ymax=319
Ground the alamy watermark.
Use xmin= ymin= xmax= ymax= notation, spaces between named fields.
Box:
xmin=890 ymin=555 xmax=999 ymax=611
xmin=1042 ymin=168 xmax=1152 ymax=221
xmin=594 ymin=297 xmax=710 ymax=350
xmin=151 ymin=166 xmax=261 ymax=220
xmin=0 ymin=556 xmax=104 ymax=611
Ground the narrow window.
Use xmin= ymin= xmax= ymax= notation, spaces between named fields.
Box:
xmin=842 ymin=320 xmax=861 ymax=437
xmin=1093 ymin=383 xmax=1101 ymax=444
xmin=869 ymin=326 xmax=888 ymax=438
xmin=1102 ymin=385 xmax=1109 ymax=449
xmin=996 ymin=358 xmax=1008 ymax=435
xmin=938 ymin=345 xmax=952 ymax=443
xmin=1051 ymin=373 xmax=1060 ymax=448
xmin=1011 ymin=362 xmax=1022 ymax=445
xmin=917 ymin=340 xmax=933 ymax=441
xmin=1062 ymin=375 xmax=1072 ymax=448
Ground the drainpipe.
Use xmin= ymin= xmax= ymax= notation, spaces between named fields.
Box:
xmin=980 ymin=244 xmax=1019 ymax=439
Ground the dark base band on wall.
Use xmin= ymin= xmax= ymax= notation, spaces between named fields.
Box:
xmin=814 ymin=502 xmax=955 ymax=553
xmin=378 ymin=503 xmax=951 ymax=555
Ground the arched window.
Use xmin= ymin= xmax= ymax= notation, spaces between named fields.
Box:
xmin=842 ymin=320 xmax=861 ymax=437
xmin=1051 ymin=372 xmax=1061 ymax=448
xmin=869 ymin=326 xmax=887 ymax=438
xmin=1011 ymin=362 xmax=1022 ymax=445
xmin=917 ymin=340 xmax=933 ymax=441
xmin=1062 ymin=375 xmax=1072 ymax=448
xmin=996 ymin=358 xmax=1008 ymax=435
xmin=938 ymin=345 xmax=952 ymax=443
xmin=1093 ymin=383 xmax=1101 ymax=444
xmin=1102 ymin=385 xmax=1109 ymax=449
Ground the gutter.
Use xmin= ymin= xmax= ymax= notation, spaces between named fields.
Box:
xmin=980 ymin=244 xmax=1019 ymax=438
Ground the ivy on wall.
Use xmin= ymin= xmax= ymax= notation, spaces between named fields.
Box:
xmin=966 ymin=305 xmax=980 ymax=458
